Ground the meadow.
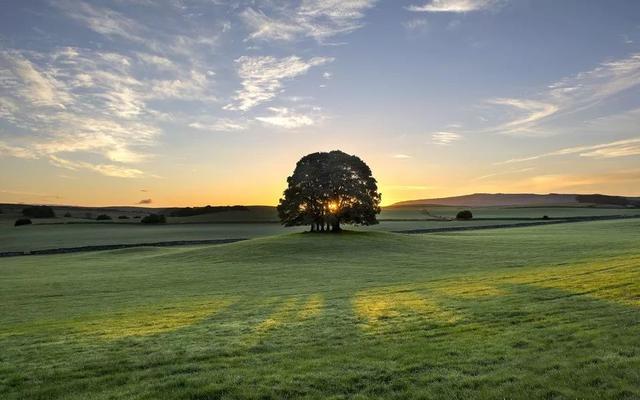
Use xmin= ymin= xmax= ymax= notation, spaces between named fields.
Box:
xmin=3 ymin=205 xmax=638 ymax=253
xmin=1 ymin=219 xmax=639 ymax=399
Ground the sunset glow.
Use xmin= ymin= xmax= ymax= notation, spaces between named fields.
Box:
xmin=1 ymin=1 xmax=639 ymax=207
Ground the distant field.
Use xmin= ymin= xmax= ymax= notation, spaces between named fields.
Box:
xmin=0 ymin=223 xmax=300 ymax=252
xmin=1 ymin=219 xmax=564 ymax=252
xmin=2 ymin=206 xmax=638 ymax=252
xmin=1 ymin=219 xmax=639 ymax=399
xmin=381 ymin=205 xmax=640 ymax=220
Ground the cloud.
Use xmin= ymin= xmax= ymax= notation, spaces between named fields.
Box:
xmin=0 ymin=50 xmax=70 ymax=108
xmin=487 ymin=98 xmax=559 ymax=135
xmin=256 ymin=107 xmax=315 ymax=128
xmin=497 ymin=137 xmax=640 ymax=165
xmin=189 ymin=119 xmax=247 ymax=132
xmin=241 ymin=0 xmax=377 ymax=43
xmin=472 ymin=167 xmax=534 ymax=181
xmin=0 ymin=142 xmax=37 ymax=159
xmin=432 ymin=131 xmax=462 ymax=145
xmin=0 ymin=44 xmax=220 ymax=178
xmin=138 ymin=198 xmax=152 ymax=204
xmin=408 ymin=0 xmax=502 ymax=13
xmin=392 ymin=154 xmax=413 ymax=159
xmin=225 ymin=56 xmax=333 ymax=111
xmin=48 ymin=155 xmax=144 ymax=178
xmin=481 ymin=52 xmax=640 ymax=136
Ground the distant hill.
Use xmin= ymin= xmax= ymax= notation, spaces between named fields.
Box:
xmin=390 ymin=193 xmax=640 ymax=208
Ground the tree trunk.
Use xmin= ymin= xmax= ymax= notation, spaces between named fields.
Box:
xmin=332 ymin=221 xmax=341 ymax=232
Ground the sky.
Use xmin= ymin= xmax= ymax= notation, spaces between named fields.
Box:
xmin=1 ymin=0 xmax=639 ymax=207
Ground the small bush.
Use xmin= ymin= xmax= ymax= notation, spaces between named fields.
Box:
xmin=141 ymin=214 xmax=166 ymax=224
xmin=22 ymin=205 xmax=55 ymax=218
xmin=133 ymin=216 xmax=141 ymax=219
xmin=64 ymin=212 xmax=73 ymax=218
xmin=456 ymin=210 xmax=473 ymax=220
xmin=118 ymin=215 xmax=129 ymax=220
xmin=542 ymin=215 xmax=549 ymax=220
xmin=96 ymin=214 xmax=112 ymax=221
xmin=15 ymin=218 xmax=32 ymax=227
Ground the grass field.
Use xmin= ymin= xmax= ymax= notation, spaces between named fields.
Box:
xmin=1 ymin=219 xmax=639 ymax=399
xmin=0 ymin=219 xmax=564 ymax=252
xmin=3 ymin=205 xmax=638 ymax=253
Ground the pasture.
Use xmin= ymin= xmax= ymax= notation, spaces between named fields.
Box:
xmin=2 ymin=205 xmax=638 ymax=253
xmin=1 ymin=219 xmax=639 ymax=399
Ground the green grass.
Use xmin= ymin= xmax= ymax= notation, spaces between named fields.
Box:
xmin=0 ymin=219 xmax=560 ymax=252
xmin=1 ymin=219 xmax=639 ymax=399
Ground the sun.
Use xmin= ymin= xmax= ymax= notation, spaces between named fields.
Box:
xmin=327 ymin=201 xmax=339 ymax=212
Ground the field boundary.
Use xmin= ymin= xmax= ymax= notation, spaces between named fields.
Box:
xmin=0 ymin=238 xmax=247 ymax=258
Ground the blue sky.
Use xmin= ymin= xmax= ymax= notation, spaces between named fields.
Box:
xmin=1 ymin=0 xmax=639 ymax=206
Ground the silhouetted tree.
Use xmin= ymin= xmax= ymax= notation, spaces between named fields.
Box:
xmin=15 ymin=218 xmax=32 ymax=227
xmin=141 ymin=214 xmax=166 ymax=224
xmin=96 ymin=214 xmax=112 ymax=221
xmin=22 ymin=205 xmax=55 ymax=218
xmin=278 ymin=150 xmax=381 ymax=232
xmin=456 ymin=210 xmax=473 ymax=220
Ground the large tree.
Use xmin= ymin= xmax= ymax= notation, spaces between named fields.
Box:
xmin=277 ymin=150 xmax=382 ymax=232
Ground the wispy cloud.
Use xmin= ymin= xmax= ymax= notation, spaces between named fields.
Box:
xmin=189 ymin=119 xmax=247 ymax=132
xmin=392 ymin=154 xmax=413 ymax=159
xmin=487 ymin=98 xmax=558 ymax=135
xmin=472 ymin=167 xmax=534 ymax=181
xmin=242 ymin=0 xmax=377 ymax=43
xmin=432 ymin=131 xmax=462 ymax=145
xmin=0 ymin=142 xmax=37 ymax=159
xmin=482 ymin=52 xmax=640 ymax=136
xmin=49 ymin=155 xmax=144 ymax=178
xmin=225 ymin=56 xmax=332 ymax=111
xmin=497 ymin=137 xmax=640 ymax=165
xmin=408 ymin=0 xmax=502 ymax=13
xmin=256 ymin=107 xmax=316 ymax=128
xmin=138 ymin=198 xmax=152 ymax=204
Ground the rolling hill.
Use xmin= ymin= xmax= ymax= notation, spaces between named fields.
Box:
xmin=390 ymin=193 xmax=640 ymax=208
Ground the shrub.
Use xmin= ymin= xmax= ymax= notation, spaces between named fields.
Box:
xmin=96 ymin=214 xmax=112 ymax=221
xmin=15 ymin=218 xmax=32 ymax=227
xmin=64 ymin=212 xmax=72 ymax=217
xmin=141 ymin=214 xmax=166 ymax=224
xmin=133 ymin=216 xmax=141 ymax=219
xmin=22 ymin=205 xmax=55 ymax=218
xmin=456 ymin=210 xmax=473 ymax=220
xmin=118 ymin=215 xmax=129 ymax=219
xmin=542 ymin=215 xmax=549 ymax=220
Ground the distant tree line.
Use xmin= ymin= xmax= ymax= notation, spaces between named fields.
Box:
xmin=167 ymin=205 xmax=249 ymax=217
xmin=576 ymin=194 xmax=639 ymax=207
xmin=22 ymin=205 xmax=55 ymax=218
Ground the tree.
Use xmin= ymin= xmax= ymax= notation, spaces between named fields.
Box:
xmin=96 ymin=214 xmax=112 ymax=221
xmin=141 ymin=214 xmax=166 ymax=224
xmin=277 ymin=150 xmax=382 ymax=232
xmin=456 ymin=210 xmax=473 ymax=220
xmin=15 ymin=218 xmax=32 ymax=227
xmin=22 ymin=205 xmax=55 ymax=218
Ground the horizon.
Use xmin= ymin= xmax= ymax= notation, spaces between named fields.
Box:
xmin=3 ymin=191 xmax=639 ymax=209
xmin=2 ymin=1 xmax=640 ymax=207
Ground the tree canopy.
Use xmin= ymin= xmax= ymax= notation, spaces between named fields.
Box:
xmin=277 ymin=150 xmax=381 ymax=232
